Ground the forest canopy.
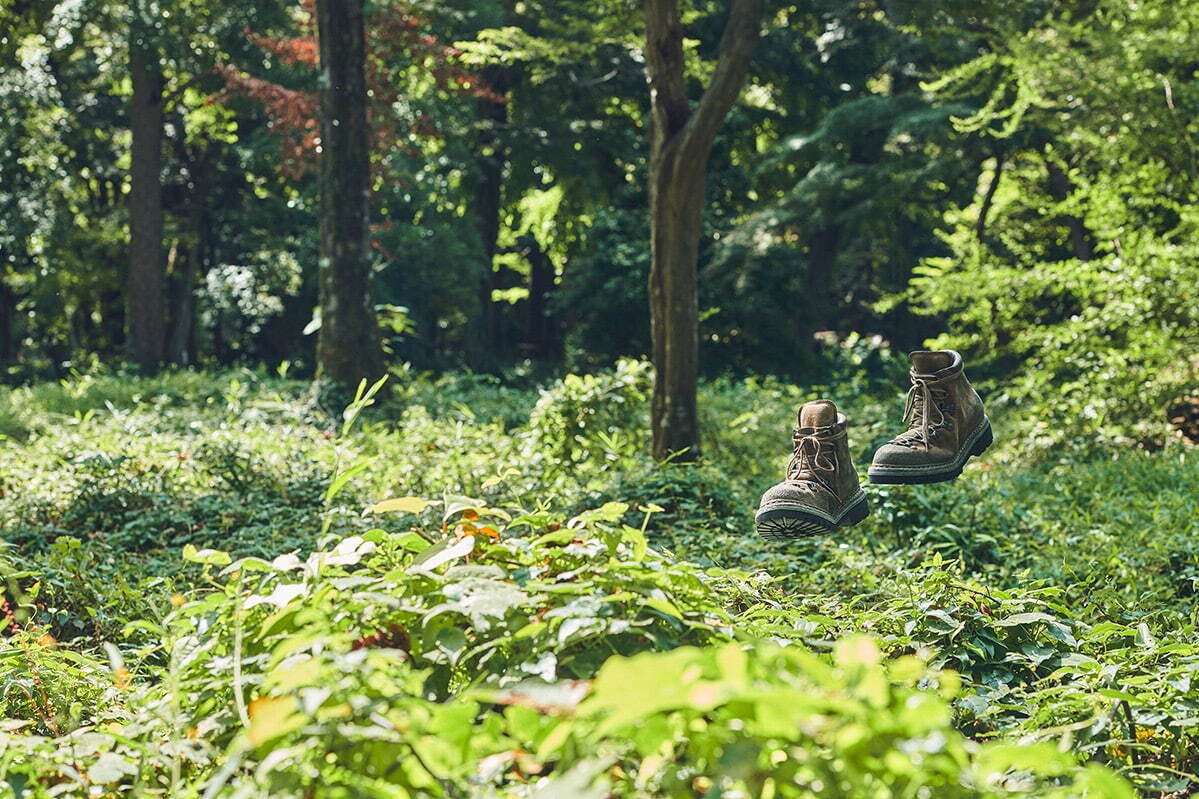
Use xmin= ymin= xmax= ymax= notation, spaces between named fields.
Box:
xmin=2 ymin=0 xmax=1194 ymax=449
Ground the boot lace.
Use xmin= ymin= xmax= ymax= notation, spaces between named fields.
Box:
xmin=893 ymin=377 xmax=953 ymax=449
xmin=787 ymin=424 xmax=839 ymax=493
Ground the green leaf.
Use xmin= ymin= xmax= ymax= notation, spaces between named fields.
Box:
xmin=994 ymin=611 xmax=1057 ymax=627
xmin=430 ymin=577 xmax=528 ymax=631
xmin=245 ymin=583 xmax=308 ymax=610
xmin=223 ymin=557 xmax=273 ymax=574
xmin=326 ymin=458 xmax=372 ymax=502
xmin=1097 ymin=688 xmax=1140 ymax=703
xmin=643 ymin=596 xmax=682 ymax=620
xmin=621 ymin=525 xmax=647 ymax=562
xmin=976 ymin=741 xmax=1072 ymax=776
xmin=369 ymin=496 xmax=428 ymax=514
xmin=248 ymin=696 xmax=304 ymax=747
xmin=411 ymin=535 xmax=475 ymax=573
xmin=86 ymin=753 xmax=138 ymax=785
xmin=443 ymin=494 xmax=485 ymax=521
xmin=1077 ymin=764 xmax=1137 ymax=799
xmin=394 ymin=532 xmax=431 ymax=552
xmin=182 ymin=544 xmax=231 ymax=566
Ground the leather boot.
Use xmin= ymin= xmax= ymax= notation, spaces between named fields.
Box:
xmin=756 ymin=399 xmax=869 ymax=539
xmin=868 ymin=350 xmax=993 ymax=484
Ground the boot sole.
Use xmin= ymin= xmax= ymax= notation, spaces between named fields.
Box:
xmin=755 ymin=491 xmax=870 ymax=540
xmin=867 ymin=418 xmax=994 ymax=485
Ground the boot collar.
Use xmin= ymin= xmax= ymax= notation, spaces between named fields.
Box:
xmin=793 ymin=411 xmax=847 ymax=438
xmin=909 ymin=349 xmax=963 ymax=383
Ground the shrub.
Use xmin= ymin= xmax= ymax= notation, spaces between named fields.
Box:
xmin=500 ymin=640 xmax=1133 ymax=798
xmin=522 ymin=358 xmax=652 ymax=473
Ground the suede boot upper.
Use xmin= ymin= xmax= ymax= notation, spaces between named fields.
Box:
xmin=870 ymin=350 xmax=989 ymax=477
xmin=758 ymin=399 xmax=864 ymax=522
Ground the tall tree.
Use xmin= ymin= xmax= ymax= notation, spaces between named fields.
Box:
xmin=127 ymin=7 xmax=166 ymax=371
xmin=166 ymin=109 xmax=213 ymax=366
xmin=314 ymin=0 xmax=385 ymax=388
xmin=644 ymin=0 xmax=762 ymax=460
xmin=468 ymin=65 xmax=514 ymax=372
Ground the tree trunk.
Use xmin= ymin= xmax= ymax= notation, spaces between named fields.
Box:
xmin=521 ymin=235 xmax=558 ymax=360
xmin=127 ymin=34 xmax=166 ymax=372
xmin=468 ymin=66 xmax=513 ymax=371
xmin=166 ymin=239 xmax=200 ymax=365
xmin=648 ymin=163 xmax=704 ymax=459
xmin=644 ymin=0 xmax=762 ymax=460
xmin=1045 ymin=157 xmax=1093 ymax=261
xmin=315 ymin=0 xmax=386 ymax=388
xmin=0 ymin=276 xmax=13 ymax=369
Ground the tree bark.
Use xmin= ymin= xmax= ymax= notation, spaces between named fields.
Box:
xmin=315 ymin=0 xmax=386 ymax=388
xmin=468 ymin=66 xmax=513 ymax=371
xmin=521 ymin=235 xmax=558 ymax=360
xmin=974 ymin=151 xmax=1005 ymax=242
xmin=1045 ymin=157 xmax=1093 ymax=261
xmin=127 ymin=33 xmax=166 ymax=372
xmin=166 ymin=238 xmax=200 ymax=365
xmin=644 ymin=0 xmax=762 ymax=460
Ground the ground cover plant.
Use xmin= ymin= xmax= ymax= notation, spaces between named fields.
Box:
xmin=7 ymin=0 xmax=1199 ymax=795
xmin=0 ymin=360 xmax=1195 ymax=797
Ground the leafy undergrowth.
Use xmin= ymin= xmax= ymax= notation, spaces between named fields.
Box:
xmin=0 ymin=503 xmax=1138 ymax=797
xmin=0 ymin=362 xmax=1196 ymax=796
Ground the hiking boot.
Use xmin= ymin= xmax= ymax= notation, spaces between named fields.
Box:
xmin=868 ymin=350 xmax=994 ymax=485
xmin=756 ymin=399 xmax=869 ymax=539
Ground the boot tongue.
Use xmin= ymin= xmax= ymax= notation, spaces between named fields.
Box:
xmin=798 ymin=399 xmax=837 ymax=429
xmin=910 ymin=350 xmax=953 ymax=375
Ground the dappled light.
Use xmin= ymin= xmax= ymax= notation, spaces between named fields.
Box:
xmin=3 ymin=0 xmax=1198 ymax=796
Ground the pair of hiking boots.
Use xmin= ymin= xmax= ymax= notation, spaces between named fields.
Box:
xmin=755 ymin=350 xmax=994 ymax=539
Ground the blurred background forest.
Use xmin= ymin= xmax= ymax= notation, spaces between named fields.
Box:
xmin=2 ymin=0 xmax=1198 ymax=444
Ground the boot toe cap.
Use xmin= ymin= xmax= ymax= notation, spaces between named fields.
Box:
xmin=871 ymin=442 xmax=948 ymax=469
xmin=757 ymin=480 xmax=834 ymax=515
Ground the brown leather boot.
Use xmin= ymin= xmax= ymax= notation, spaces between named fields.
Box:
xmin=756 ymin=399 xmax=869 ymax=539
xmin=868 ymin=350 xmax=994 ymax=484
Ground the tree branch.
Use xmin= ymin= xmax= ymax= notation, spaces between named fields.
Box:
xmin=974 ymin=150 xmax=1005 ymax=242
xmin=681 ymin=0 xmax=763 ymax=160
xmin=644 ymin=0 xmax=690 ymax=141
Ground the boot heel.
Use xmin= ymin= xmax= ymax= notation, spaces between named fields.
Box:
xmin=970 ymin=420 xmax=994 ymax=457
xmin=844 ymin=495 xmax=870 ymax=527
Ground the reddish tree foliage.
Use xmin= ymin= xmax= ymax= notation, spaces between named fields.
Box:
xmin=246 ymin=29 xmax=318 ymax=68
xmin=368 ymin=9 xmax=505 ymax=104
xmin=211 ymin=65 xmax=318 ymax=179
xmin=212 ymin=0 xmax=503 ymax=181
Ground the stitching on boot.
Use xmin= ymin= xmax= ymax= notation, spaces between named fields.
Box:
xmin=870 ymin=417 xmax=989 ymax=474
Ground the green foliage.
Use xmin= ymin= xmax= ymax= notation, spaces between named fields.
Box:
xmin=7 ymin=0 xmax=1195 ymax=426
xmin=524 ymin=357 xmax=652 ymax=471
xmin=556 ymin=640 xmax=1129 ymax=799
xmin=905 ymin=0 xmax=1199 ymax=451
xmin=912 ymin=231 xmax=1199 ymax=452
xmin=0 ymin=500 xmax=1135 ymax=797
xmin=0 ymin=367 xmax=1196 ymax=795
